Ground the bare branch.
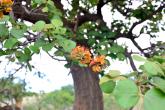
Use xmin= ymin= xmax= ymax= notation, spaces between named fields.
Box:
xmin=12 ymin=64 xmax=25 ymax=75
xmin=125 ymin=49 xmax=138 ymax=72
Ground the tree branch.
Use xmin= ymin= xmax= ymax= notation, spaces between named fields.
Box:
xmin=12 ymin=3 xmax=49 ymax=23
xmin=111 ymin=1 xmax=131 ymax=17
xmin=128 ymin=4 xmax=165 ymax=37
xmin=52 ymin=0 xmax=64 ymax=12
xmin=131 ymin=38 xmax=150 ymax=57
xmin=47 ymin=52 xmax=66 ymax=62
xmin=125 ymin=49 xmax=138 ymax=72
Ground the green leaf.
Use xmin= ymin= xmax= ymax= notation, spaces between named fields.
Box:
xmin=0 ymin=15 xmax=10 ymax=22
xmin=5 ymin=49 xmax=15 ymax=55
xmin=24 ymin=48 xmax=31 ymax=55
xmin=0 ymin=50 xmax=6 ymax=56
xmin=108 ymin=53 xmax=117 ymax=59
xmin=34 ymin=0 xmax=46 ymax=4
xmin=63 ymin=40 xmax=76 ymax=52
xmin=51 ymin=19 xmax=63 ymax=27
xmin=100 ymin=80 xmax=116 ymax=94
xmin=54 ymin=50 xmax=64 ymax=56
xmin=29 ymin=45 xmax=40 ymax=54
xmin=56 ymin=37 xmax=76 ymax=52
xmin=42 ymin=43 xmax=54 ymax=52
xmin=88 ymin=0 xmax=99 ymax=6
xmin=15 ymin=51 xmax=31 ymax=62
xmin=132 ymin=9 xmax=146 ymax=20
xmin=0 ymin=24 xmax=9 ymax=37
xmin=107 ymin=32 xmax=116 ymax=38
xmin=11 ymin=28 xmax=25 ymax=38
xmin=153 ymin=56 xmax=165 ymax=64
xmin=32 ymin=21 xmax=46 ymax=32
xmin=113 ymin=79 xmax=139 ymax=109
xmin=100 ymin=75 xmax=111 ymax=84
xmin=143 ymin=61 xmax=164 ymax=76
xmin=44 ymin=24 xmax=54 ymax=30
xmin=34 ymin=39 xmax=45 ymax=47
xmin=97 ymin=49 xmax=107 ymax=55
xmin=47 ymin=0 xmax=55 ymax=6
xmin=20 ymin=54 xmax=31 ymax=62
xmin=117 ymin=53 xmax=125 ymax=61
xmin=108 ymin=70 xmax=121 ymax=77
xmin=53 ymin=27 xmax=66 ymax=34
xmin=144 ymin=88 xmax=165 ymax=110
xmin=109 ymin=44 xmax=125 ymax=53
xmin=4 ymin=38 xmax=18 ymax=48
xmin=152 ymin=77 xmax=165 ymax=93
xmin=42 ymin=7 xmax=48 ymax=12
xmin=132 ymin=55 xmax=146 ymax=62
xmin=27 ymin=62 xmax=32 ymax=71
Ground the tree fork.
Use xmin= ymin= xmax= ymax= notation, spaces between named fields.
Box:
xmin=71 ymin=65 xmax=103 ymax=110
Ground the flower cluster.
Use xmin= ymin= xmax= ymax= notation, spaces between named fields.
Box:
xmin=0 ymin=0 xmax=13 ymax=18
xmin=70 ymin=46 xmax=92 ymax=65
xmin=70 ymin=46 xmax=107 ymax=73
xmin=90 ymin=55 xmax=106 ymax=73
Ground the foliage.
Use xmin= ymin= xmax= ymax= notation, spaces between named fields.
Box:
xmin=0 ymin=77 xmax=31 ymax=107
xmin=24 ymin=85 xmax=127 ymax=110
xmin=0 ymin=0 xmax=164 ymax=110
xmin=100 ymin=55 xmax=165 ymax=109
xmin=24 ymin=85 xmax=74 ymax=110
xmin=41 ymin=85 xmax=74 ymax=110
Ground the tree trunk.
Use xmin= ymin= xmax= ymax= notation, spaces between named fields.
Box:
xmin=15 ymin=98 xmax=22 ymax=110
xmin=70 ymin=65 xmax=103 ymax=110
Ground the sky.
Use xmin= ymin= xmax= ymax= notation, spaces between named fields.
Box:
xmin=0 ymin=0 xmax=165 ymax=93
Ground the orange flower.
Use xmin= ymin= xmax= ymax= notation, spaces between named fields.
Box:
xmin=90 ymin=55 xmax=106 ymax=73
xmin=70 ymin=46 xmax=92 ymax=64
xmin=70 ymin=46 xmax=107 ymax=73
xmin=92 ymin=65 xmax=101 ymax=73
xmin=90 ymin=55 xmax=106 ymax=66
xmin=5 ymin=7 xmax=12 ymax=12
xmin=0 ymin=12 xmax=3 ymax=18
xmin=0 ymin=0 xmax=13 ymax=5
xmin=80 ymin=52 xmax=92 ymax=64
xmin=0 ymin=0 xmax=13 ymax=18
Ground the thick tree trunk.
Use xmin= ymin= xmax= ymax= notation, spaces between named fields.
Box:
xmin=70 ymin=65 xmax=103 ymax=110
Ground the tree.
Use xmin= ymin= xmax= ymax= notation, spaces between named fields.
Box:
xmin=0 ymin=77 xmax=27 ymax=110
xmin=0 ymin=0 xmax=165 ymax=110
xmin=40 ymin=85 xmax=74 ymax=110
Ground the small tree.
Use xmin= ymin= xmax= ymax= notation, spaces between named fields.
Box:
xmin=0 ymin=77 xmax=27 ymax=110
xmin=0 ymin=0 xmax=165 ymax=110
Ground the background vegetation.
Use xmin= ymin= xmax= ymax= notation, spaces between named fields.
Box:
xmin=23 ymin=85 xmax=126 ymax=110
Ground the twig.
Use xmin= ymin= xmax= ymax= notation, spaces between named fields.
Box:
xmin=12 ymin=64 xmax=24 ymax=75
xmin=47 ymin=52 xmax=66 ymax=61
xmin=131 ymin=38 xmax=150 ymax=57
xmin=125 ymin=49 xmax=141 ymax=75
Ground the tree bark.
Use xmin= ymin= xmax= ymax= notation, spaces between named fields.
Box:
xmin=70 ymin=65 xmax=103 ymax=110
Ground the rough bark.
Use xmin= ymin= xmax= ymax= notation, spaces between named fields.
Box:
xmin=70 ymin=65 xmax=103 ymax=110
